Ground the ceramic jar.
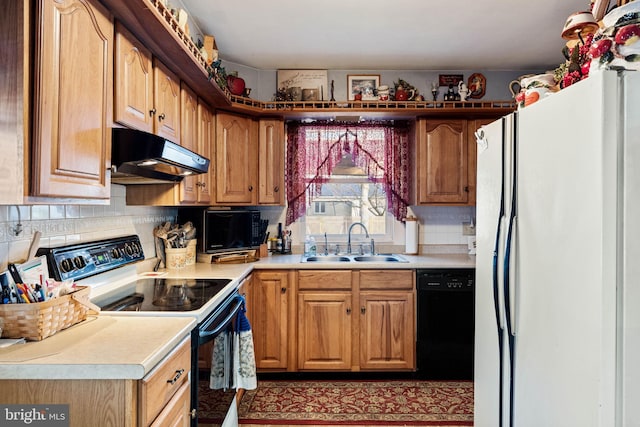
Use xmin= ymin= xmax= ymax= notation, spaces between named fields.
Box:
xmin=377 ymin=85 xmax=390 ymax=101
xmin=509 ymin=73 xmax=557 ymax=108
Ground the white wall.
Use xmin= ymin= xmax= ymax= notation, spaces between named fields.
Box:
xmin=0 ymin=185 xmax=176 ymax=272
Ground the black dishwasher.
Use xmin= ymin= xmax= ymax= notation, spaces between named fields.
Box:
xmin=416 ymin=268 xmax=475 ymax=380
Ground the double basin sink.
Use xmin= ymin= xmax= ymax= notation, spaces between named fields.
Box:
xmin=300 ymin=254 xmax=409 ymax=263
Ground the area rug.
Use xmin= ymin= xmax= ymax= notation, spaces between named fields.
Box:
xmin=199 ymin=379 xmax=473 ymax=426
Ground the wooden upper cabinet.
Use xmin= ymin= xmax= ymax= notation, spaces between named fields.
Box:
xmin=153 ymin=59 xmax=181 ymax=143
xmin=416 ymin=119 xmax=469 ymax=204
xmin=195 ymin=100 xmax=214 ymax=204
xmin=179 ymin=83 xmax=198 ymax=203
xmin=215 ymin=112 xmax=257 ymax=205
xmin=114 ymin=22 xmax=153 ymax=133
xmin=258 ymin=119 xmax=285 ymax=205
xmin=31 ymin=0 xmax=113 ymax=199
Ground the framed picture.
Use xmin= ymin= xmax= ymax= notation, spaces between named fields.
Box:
xmin=347 ymin=74 xmax=380 ymax=101
xmin=438 ymin=74 xmax=464 ymax=87
xmin=467 ymin=73 xmax=487 ymax=99
xmin=277 ymin=69 xmax=328 ymax=101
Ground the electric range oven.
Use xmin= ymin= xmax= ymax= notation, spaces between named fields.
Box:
xmin=37 ymin=235 xmax=245 ymax=427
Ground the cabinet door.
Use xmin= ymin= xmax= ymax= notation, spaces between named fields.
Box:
xmin=258 ymin=119 xmax=285 ymax=205
xmin=298 ymin=292 xmax=352 ymax=370
xmin=359 ymin=291 xmax=415 ymax=370
xmin=215 ymin=113 xmax=257 ymax=204
xmin=114 ymin=23 xmax=153 ymax=133
xmin=32 ymin=0 xmax=113 ymax=199
xmin=179 ymin=83 xmax=198 ymax=203
xmin=252 ymin=271 xmax=289 ymax=370
xmin=153 ymin=59 xmax=181 ymax=143
xmin=417 ymin=119 xmax=469 ymax=204
xmin=196 ymin=100 xmax=214 ymax=204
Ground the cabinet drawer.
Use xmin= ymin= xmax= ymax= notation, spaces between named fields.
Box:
xmin=360 ymin=270 xmax=414 ymax=290
xmin=150 ymin=380 xmax=191 ymax=427
xmin=140 ymin=337 xmax=191 ymax=426
xmin=298 ymin=270 xmax=352 ymax=290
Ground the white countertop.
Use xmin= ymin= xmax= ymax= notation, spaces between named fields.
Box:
xmin=156 ymin=252 xmax=476 ymax=277
xmin=0 ymin=315 xmax=195 ymax=380
xmin=0 ymin=253 xmax=474 ymax=380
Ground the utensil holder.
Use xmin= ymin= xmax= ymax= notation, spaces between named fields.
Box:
xmin=165 ymin=247 xmax=188 ymax=270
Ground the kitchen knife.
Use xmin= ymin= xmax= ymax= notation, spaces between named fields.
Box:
xmin=8 ymin=263 xmax=23 ymax=284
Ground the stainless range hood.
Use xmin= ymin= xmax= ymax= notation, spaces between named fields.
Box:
xmin=111 ymin=128 xmax=210 ymax=184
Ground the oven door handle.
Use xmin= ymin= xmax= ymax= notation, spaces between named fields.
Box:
xmin=199 ymin=295 xmax=243 ymax=341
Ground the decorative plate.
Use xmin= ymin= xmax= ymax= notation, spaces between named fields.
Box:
xmin=467 ymin=73 xmax=486 ymax=99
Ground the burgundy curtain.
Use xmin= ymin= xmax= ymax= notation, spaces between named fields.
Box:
xmin=285 ymin=121 xmax=411 ymax=225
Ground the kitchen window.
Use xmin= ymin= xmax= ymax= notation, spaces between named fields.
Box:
xmin=285 ymin=121 xmax=411 ymax=238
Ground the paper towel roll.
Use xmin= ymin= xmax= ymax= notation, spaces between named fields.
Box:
xmin=404 ymin=217 xmax=418 ymax=254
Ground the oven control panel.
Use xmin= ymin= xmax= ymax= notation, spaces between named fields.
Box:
xmin=36 ymin=235 xmax=145 ymax=282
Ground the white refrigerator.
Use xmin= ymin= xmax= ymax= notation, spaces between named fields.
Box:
xmin=474 ymin=70 xmax=640 ymax=427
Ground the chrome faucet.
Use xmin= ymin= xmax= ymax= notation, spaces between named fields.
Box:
xmin=347 ymin=222 xmax=369 ymax=254
xmin=324 ymin=232 xmax=329 ymax=256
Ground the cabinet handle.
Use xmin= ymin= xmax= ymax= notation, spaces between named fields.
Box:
xmin=464 ymin=186 xmax=469 ymax=192
xmin=274 ymin=186 xmax=279 ymax=192
xmin=346 ymin=307 xmax=352 ymax=315
xmin=281 ymin=287 xmax=286 ymax=294
xmin=190 ymin=409 xmax=197 ymax=419
xmin=158 ymin=113 xmax=166 ymax=121
xmin=248 ymin=185 xmax=253 ymax=192
xmin=167 ymin=368 xmax=185 ymax=385
xmin=360 ymin=306 xmax=366 ymax=314
xmin=149 ymin=108 xmax=156 ymax=117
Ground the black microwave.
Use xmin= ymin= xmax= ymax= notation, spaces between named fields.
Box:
xmin=178 ymin=209 xmax=262 ymax=254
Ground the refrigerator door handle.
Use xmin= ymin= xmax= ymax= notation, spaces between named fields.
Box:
xmin=504 ymin=215 xmax=517 ymax=336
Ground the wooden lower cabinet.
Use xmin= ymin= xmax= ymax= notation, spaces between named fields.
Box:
xmin=251 ymin=270 xmax=292 ymax=370
xmin=359 ymin=291 xmax=415 ymax=370
xmin=296 ymin=269 xmax=415 ymax=372
xmin=297 ymin=291 xmax=353 ymax=370
xmin=0 ymin=337 xmax=191 ymax=427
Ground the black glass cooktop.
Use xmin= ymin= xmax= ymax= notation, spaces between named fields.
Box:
xmin=98 ymin=278 xmax=231 ymax=312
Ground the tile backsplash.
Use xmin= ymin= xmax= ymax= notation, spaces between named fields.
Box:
xmin=0 ymin=184 xmax=476 ymax=271
xmin=0 ymin=185 xmax=176 ymax=272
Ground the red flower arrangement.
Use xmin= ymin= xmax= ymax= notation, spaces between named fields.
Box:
xmin=555 ymin=33 xmax=595 ymax=88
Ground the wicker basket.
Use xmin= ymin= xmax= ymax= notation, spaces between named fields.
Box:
xmin=0 ymin=286 xmax=99 ymax=341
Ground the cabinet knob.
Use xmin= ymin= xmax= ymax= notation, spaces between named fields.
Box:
xmin=190 ymin=409 xmax=197 ymax=419
xmin=149 ymin=108 xmax=156 ymax=117
xmin=158 ymin=113 xmax=166 ymax=121
xmin=360 ymin=307 xmax=366 ymax=314
xmin=248 ymin=185 xmax=253 ymax=192
xmin=464 ymin=186 xmax=469 ymax=192
xmin=346 ymin=307 xmax=352 ymax=315
xmin=274 ymin=186 xmax=279 ymax=192
xmin=201 ymin=181 xmax=206 ymax=188
xmin=281 ymin=287 xmax=286 ymax=294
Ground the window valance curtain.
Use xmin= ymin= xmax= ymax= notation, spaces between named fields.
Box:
xmin=285 ymin=121 xmax=411 ymax=226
